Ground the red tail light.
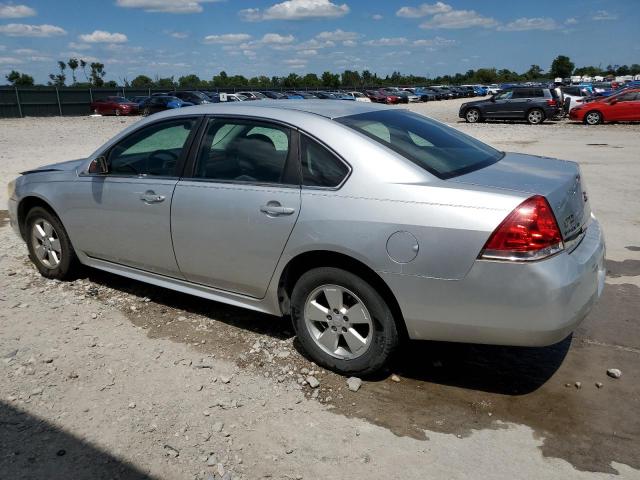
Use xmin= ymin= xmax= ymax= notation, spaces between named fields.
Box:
xmin=547 ymin=99 xmax=557 ymax=107
xmin=480 ymin=195 xmax=564 ymax=261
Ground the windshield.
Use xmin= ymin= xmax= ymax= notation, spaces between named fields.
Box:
xmin=336 ymin=110 xmax=503 ymax=179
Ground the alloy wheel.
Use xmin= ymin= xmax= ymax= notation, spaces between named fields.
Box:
xmin=466 ymin=109 xmax=480 ymax=123
xmin=31 ymin=219 xmax=62 ymax=268
xmin=528 ymin=109 xmax=544 ymax=124
xmin=585 ymin=112 xmax=601 ymax=125
xmin=303 ymin=284 xmax=373 ymax=360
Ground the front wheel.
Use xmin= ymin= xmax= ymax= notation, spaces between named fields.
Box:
xmin=142 ymin=107 xmax=151 ymax=116
xmin=291 ymin=267 xmax=399 ymax=375
xmin=527 ymin=108 xmax=545 ymax=124
xmin=584 ymin=111 xmax=602 ymax=125
xmin=25 ymin=207 xmax=79 ymax=280
xmin=465 ymin=108 xmax=481 ymax=123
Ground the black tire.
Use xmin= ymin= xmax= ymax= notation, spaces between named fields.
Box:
xmin=526 ymin=108 xmax=545 ymax=124
xmin=291 ymin=267 xmax=399 ymax=376
xmin=25 ymin=207 xmax=79 ymax=280
xmin=142 ymin=107 xmax=151 ymax=116
xmin=465 ymin=108 xmax=482 ymax=123
xmin=583 ymin=110 xmax=602 ymax=125
xmin=115 ymin=108 xmax=121 ymax=116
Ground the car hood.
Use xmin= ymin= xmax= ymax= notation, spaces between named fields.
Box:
xmin=461 ymin=98 xmax=491 ymax=109
xmin=21 ymin=158 xmax=86 ymax=175
xmin=450 ymin=152 xmax=590 ymax=239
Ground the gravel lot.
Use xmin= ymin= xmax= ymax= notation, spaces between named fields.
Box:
xmin=1 ymin=100 xmax=639 ymax=479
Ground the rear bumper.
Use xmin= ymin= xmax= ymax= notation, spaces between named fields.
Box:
xmin=384 ymin=218 xmax=606 ymax=346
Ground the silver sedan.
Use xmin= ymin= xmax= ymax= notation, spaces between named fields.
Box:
xmin=7 ymin=101 xmax=606 ymax=375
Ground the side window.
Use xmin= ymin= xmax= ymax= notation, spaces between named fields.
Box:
xmin=107 ymin=118 xmax=196 ymax=176
xmin=301 ymin=136 xmax=349 ymax=188
xmin=511 ymin=89 xmax=526 ymax=99
xmin=495 ymin=90 xmax=513 ymax=100
xmin=196 ymin=119 xmax=291 ymax=184
xmin=616 ymin=92 xmax=637 ymax=102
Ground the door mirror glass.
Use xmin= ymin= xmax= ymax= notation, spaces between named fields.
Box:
xmin=88 ymin=156 xmax=108 ymax=174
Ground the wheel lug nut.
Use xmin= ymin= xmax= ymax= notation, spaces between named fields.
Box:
xmin=342 ymin=327 xmax=347 ymax=333
xmin=343 ymin=316 xmax=349 ymax=322
xmin=326 ymin=315 xmax=332 ymax=321
xmin=331 ymin=326 xmax=337 ymax=331
xmin=333 ymin=309 xmax=339 ymax=314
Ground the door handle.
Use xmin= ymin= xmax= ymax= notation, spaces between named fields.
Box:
xmin=260 ymin=202 xmax=295 ymax=216
xmin=140 ymin=190 xmax=166 ymax=203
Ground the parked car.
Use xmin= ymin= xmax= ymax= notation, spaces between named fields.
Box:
xmin=430 ymin=86 xmax=455 ymax=99
xmin=382 ymin=87 xmax=419 ymax=103
xmin=173 ymin=91 xmax=211 ymax=105
xmin=90 ymin=96 xmax=139 ymax=116
xmin=347 ymin=91 xmax=372 ymax=102
xmin=569 ymin=88 xmax=640 ymax=125
xmin=286 ymin=91 xmax=317 ymax=99
xmin=139 ymin=96 xmax=193 ymax=116
xmin=485 ymin=84 xmax=502 ymax=95
xmin=312 ymin=91 xmax=341 ymax=100
xmin=560 ymin=86 xmax=591 ymax=114
xmin=261 ymin=91 xmax=288 ymax=100
xmin=237 ymin=91 xmax=268 ymax=100
xmin=128 ymin=95 xmax=150 ymax=107
xmin=7 ymin=101 xmax=605 ymax=375
xmin=412 ymin=87 xmax=437 ymax=102
xmin=365 ymin=90 xmax=401 ymax=104
xmin=460 ymin=86 xmax=561 ymax=124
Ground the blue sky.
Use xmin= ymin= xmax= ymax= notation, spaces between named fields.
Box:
xmin=0 ymin=0 xmax=638 ymax=83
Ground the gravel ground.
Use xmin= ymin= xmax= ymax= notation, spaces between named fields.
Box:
xmin=1 ymin=101 xmax=639 ymax=479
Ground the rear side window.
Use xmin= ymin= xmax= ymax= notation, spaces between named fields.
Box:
xmin=195 ymin=119 xmax=291 ymax=184
xmin=336 ymin=110 xmax=503 ymax=179
xmin=301 ymin=136 xmax=349 ymax=187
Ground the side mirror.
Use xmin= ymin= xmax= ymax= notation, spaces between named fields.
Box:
xmin=88 ymin=156 xmax=108 ymax=174
xmin=490 ymin=96 xmax=496 ymax=102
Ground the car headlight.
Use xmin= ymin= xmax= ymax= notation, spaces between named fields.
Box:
xmin=7 ymin=177 xmax=17 ymax=199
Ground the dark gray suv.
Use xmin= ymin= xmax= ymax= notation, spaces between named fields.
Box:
xmin=459 ymin=87 xmax=561 ymax=124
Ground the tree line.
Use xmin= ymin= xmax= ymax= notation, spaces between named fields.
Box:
xmin=4 ymin=55 xmax=640 ymax=89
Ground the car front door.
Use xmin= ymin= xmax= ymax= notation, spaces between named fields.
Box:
xmin=484 ymin=90 xmax=513 ymax=118
xmin=66 ymin=117 xmax=201 ymax=276
xmin=612 ymin=92 xmax=640 ymax=120
xmin=171 ymin=117 xmax=301 ymax=298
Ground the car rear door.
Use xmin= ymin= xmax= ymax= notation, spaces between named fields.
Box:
xmin=614 ymin=91 xmax=640 ymax=120
xmin=68 ymin=116 xmax=202 ymax=277
xmin=171 ymin=116 xmax=301 ymax=298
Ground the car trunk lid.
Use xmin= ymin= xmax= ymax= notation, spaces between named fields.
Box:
xmin=450 ymin=152 xmax=590 ymax=240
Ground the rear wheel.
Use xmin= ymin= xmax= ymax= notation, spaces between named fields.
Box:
xmin=142 ymin=107 xmax=151 ymax=116
xmin=527 ymin=108 xmax=545 ymax=124
xmin=25 ymin=207 xmax=79 ymax=280
xmin=584 ymin=110 xmax=602 ymax=125
xmin=465 ymin=108 xmax=481 ymax=123
xmin=291 ymin=267 xmax=399 ymax=375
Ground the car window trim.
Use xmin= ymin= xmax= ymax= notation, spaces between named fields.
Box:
xmin=82 ymin=115 xmax=204 ymax=180
xmin=181 ymin=114 xmax=301 ymax=189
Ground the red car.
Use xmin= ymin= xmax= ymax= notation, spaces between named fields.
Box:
xmin=90 ymin=96 xmax=139 ymax=116
xmin=569 ymin=88 xmax=640 ymax=125
xmin=365 ymin=89 xmax=401 ymax=105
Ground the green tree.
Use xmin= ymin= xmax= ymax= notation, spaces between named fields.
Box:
xmin=48 ymin=60 xmax=66 ymax=86
xmin=155 ymin=76 xmax=176 ymax=89
xmin=341 ymin=70 xmax=361 ymax=87
xmin=80 ymin=59 xmax=89 ymax=82
xmin=615 ymin=65 xmax=630 ymax=76
xmin=321 ymin=71 xmax=340 ymax=88
xmin=524 ymin=64 xmax=544 ymax=80
xmin=67 ymin=58 xmax=79 ymax=85
xmin=5 ymin=70 xmax=34 ymax=86
xmin=178 ymin=74 xmax=202 ymax=88
xmin=282 ymin=73 xmax=300 ymax=88
xmin=212 ymin=70 xmax=228 ymax=87
xmin=131 ymin=75 xmax=153 ymax=88
xmin=90 ymin=62 xmax=106 ymax=87
xmin=301 ymin=73 xmax=320 ymax=87
xmin=104 ymin=80 xmax=118 ymax=88
xmin=550 ymin=55 xmax=574 ymax=79
xmin=573 ymin=65 xmax=602 ymax=77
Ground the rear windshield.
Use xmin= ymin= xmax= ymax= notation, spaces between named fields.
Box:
xmin=335 ymin=110 xmax=503 ymax=179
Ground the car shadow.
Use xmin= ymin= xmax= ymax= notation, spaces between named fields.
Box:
xmin=80 ymin=267 xmax=568 ymax=396
xmin=385 ymin=335 xmax=572 ymax=395
xmin=0 ymin=401 xmax=155 ymax=479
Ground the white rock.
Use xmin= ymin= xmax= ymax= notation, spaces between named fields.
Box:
xmin=346 ymin=377 xmax=362 ymax=392
xmin=606 ymin=368 xmax=622 ymax=379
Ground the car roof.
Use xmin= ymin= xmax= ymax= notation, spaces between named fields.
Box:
xmin=169 ymin=99 xmax=390 ymax=119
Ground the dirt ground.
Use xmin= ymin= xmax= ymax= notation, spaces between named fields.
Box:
xmin=1 ymin=99 xmax=639 ymax=479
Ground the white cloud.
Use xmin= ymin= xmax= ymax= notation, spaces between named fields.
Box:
xmin=0 ymin=55 xmax=21 ymax=64
xmin=79 ymin=30 xmax=128 ymax=43
xmin=13 ymin=47 xmax=36 ymax=54
xmin=203 ymin=33 xmax=251 ymax=44
xmin=396 ymin=2 xmax=451 ymax=18
xmin=565 ymin=17 xmax=578 ymax=25
xmin=342 ymin=39 xmax=357 ymax=47
xmin=372 ymin=14 xmax=383 ymax=20
xmin=0 ymin=23 xmax=66 ymax=36
xmin=240 ymin=0 xmax=349 ymax=21
xmin=116 ymin=0 xmax=220 ymax=14
xmin=261 ymin=33 xmax=295 ymax=44
xmin=27 ymin=55 xmax=50 ymax=61
xmin=412 ymin=36 xmax=456 ymax=46
xmin=420 ymin=9 xmax=498 ymax=29
xmin=170 ymin=31 xmax=188 ymax=39
xmin=68 ymin=41 xmax=91 ymax=50
xmin=498 ymin=17 xmax=559 ymax=31
xmin=299 ymin=48 xmax=317 ymax=55
xmin=363 ymin=37 xmax=408 ymax=46
xmin=592 ymin=10 xmax=617 ymax=21
xmin=315 ymin=29 xmax=359 ymax=41
xmin=0 ymin=3 xmax=36 ymax=18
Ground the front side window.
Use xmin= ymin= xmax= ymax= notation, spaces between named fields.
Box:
xmin=615 ymin=92 xmax=638 ymax=102
xmin=195 ymin=119 xmax=291 ymax=184
xmin=336 ymin=110 xmax=503 ymax=179
xmin=301 ymin=136 xmax=349 ymax=188
xmin=107 ymin=118 xmax=196 ymax=176
xmin=494 ymin=90 xmax=513 ymax=100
